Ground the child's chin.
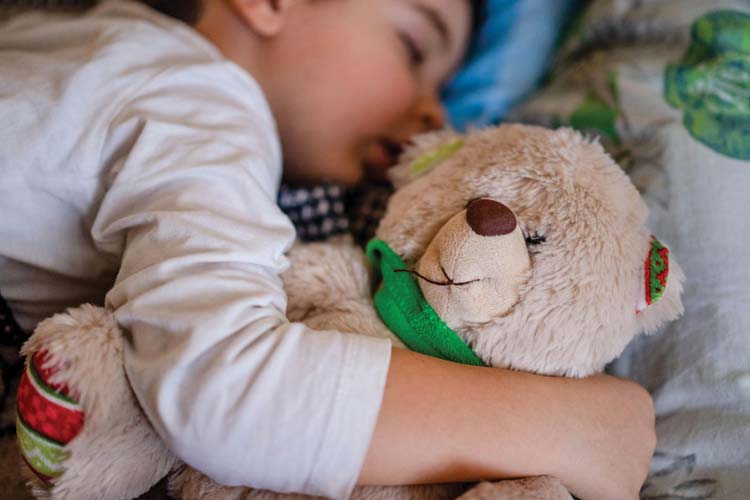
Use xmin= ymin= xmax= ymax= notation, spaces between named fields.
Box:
xmin=363 ymin=162 xmax=391 ymax=184
xmin=282 ymin=165 xmax=363 ymax=188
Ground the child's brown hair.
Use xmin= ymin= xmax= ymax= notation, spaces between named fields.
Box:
xmin=143 ymin=0 xmax=202 ymax=24
xmin=143 ymin=0 xmax=486 ymax=32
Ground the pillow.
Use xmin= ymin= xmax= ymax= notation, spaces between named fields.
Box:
xmin=442 ymin=0 xmax=580 ymax=131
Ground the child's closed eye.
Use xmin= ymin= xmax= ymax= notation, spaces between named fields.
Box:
xmin=398 ymin=32 xmax=425 ymax=68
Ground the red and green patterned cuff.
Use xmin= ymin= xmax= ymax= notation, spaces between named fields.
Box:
xmin=637 ymin=236 xmax=670 ymax=314
xmin=16 ymin=351 xmax=84 ymax=484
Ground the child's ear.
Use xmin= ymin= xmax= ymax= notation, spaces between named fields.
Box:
xmin=228 ymin=0 xmax=292 ymax=37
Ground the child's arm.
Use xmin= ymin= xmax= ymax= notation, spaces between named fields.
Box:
xmin=359 ymin=348 xmax=655 ymax=500
xmin=93 ymin=70 xmax=402 ymax=500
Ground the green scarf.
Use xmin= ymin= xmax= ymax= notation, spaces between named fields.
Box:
xmin=366 ymin=239 xmax=487 ymax=367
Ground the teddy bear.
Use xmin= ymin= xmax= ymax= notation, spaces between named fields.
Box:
xmin=15 ymin=124 xmax=684 ymax=500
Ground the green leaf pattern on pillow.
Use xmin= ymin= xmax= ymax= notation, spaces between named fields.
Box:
xmin=569 ymin=72 xmax=621 ymax=144
xmin=664 ymin=10 xmax=750 ymax=160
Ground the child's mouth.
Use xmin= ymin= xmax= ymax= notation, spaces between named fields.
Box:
xmin=382 ymin=139 xmax=404 ymax=163
xmin=364 ymin=139 xmax=405 ymax=180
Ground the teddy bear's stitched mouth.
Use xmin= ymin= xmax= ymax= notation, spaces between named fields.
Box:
xmin=395 ymin=267 xmax=481 ymax=287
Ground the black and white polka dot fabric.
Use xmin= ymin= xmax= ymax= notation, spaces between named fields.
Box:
xmin=277 ymin=181 xmax=394 ymax=245
xmin=345 ymin=181 xmax=394 ymax=247
xmin=277 ymin=184 xmax=350 ymax=242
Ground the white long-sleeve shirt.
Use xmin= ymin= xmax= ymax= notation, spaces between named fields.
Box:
xmin=0 ymin=2 xmax=392 ymax=498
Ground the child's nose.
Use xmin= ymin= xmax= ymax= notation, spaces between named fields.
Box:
xmin=416 ymin=94 xmax=446 ymax=132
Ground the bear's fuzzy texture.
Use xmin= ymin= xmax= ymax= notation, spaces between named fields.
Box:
xmin=455 ymin=477 xmax=572 ymax=500
xmin=19 ymin=305 xmax=177 ymax=500
xmin=381 ymin=125 xmax=683 ymax=377
xmin=18 ymin=124 xmax=683 ymax=500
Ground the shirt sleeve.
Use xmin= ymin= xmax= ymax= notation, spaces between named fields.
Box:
xmin=91 ymin=64 xmax=392 ymax=500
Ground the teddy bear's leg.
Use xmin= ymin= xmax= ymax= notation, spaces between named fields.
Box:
xmin=349 ymin=483 xmax=473 ymax=500
xmin=176 ymin=465 xmax=472 ymax=500
xmin=173 ymin=466 xmax=324 ymax=500
xmin=16 ymin=304 xmax=178 ymax=500
xmin=455 ymin=477 xmax=573 ymax=500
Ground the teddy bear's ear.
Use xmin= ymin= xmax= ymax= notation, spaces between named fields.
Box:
xmin=635 ymin=236 xmax=685 ymax=334
xmin=388 ymin=129 xmax=465 ymax=189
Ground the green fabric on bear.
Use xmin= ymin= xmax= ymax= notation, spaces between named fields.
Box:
xmin=366 ymin=239 xmax=487 ymax=367
xmin=409 ymin=139 xmax=464 ymax=178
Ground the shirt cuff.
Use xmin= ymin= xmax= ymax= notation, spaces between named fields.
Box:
xmin=305 ymin=332 xmax=392 ymax=500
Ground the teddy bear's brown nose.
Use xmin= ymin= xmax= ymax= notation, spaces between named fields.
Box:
xmin=466 ymin=199 xmax=517 ymax=237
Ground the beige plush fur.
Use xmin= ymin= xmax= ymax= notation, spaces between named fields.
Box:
xmin=20 ymin=305 xmax=177 ymax=500
xmin=455 ymin=478 xmax=571 ymax=500
xmin=19 ymin=124 xmax=683 ymax=500
xmin=381 ymin=125 xmax=684 ymax=377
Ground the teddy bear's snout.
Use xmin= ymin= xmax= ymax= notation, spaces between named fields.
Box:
xmin=466 ymin=199 xmax=517 ymax=237
xmin=414 ymin=200 xmax=531 ymax=329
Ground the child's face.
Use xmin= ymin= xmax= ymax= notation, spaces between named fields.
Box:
xmin=267 ymin=0 xmax=472 ymax=186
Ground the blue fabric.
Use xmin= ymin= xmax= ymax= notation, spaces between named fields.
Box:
xmin=443 ymin=0 xmax=579 ymax=130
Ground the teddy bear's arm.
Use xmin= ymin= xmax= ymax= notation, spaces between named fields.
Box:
xmin=282 ymin=240 xmax=405 ymax=347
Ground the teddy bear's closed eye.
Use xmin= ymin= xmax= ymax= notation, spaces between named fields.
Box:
xmin=525 ymin=232 xmax=546 ymax=246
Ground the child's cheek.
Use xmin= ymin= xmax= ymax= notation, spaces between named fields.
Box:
xmin=348 ymin=55 xmax=418 ymax=134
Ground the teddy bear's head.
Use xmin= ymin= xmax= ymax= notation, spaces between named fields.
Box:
xmin=372 ymin=124 xmax=684 ymax=377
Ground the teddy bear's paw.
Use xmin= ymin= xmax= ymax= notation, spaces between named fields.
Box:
xmin=350 ymin=483 xmax=472 ymax=500
xmin=17 ymin=304 xmax=178 ymax=500
xmin=456 ymin=477 xmax=572 ymax=500
xmin=176 ymin=467 xmax=321 ymax=500
xmin=176 ymin=467 xmax=469 ymax=500
xmin=20 ymin=304 xmax=122 ymax=414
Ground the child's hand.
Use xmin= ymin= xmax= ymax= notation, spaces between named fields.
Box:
xmin=359 ymin=349 xmax=655 ymax=500
xmin=550 ymin=374 xmax=655 ymax=500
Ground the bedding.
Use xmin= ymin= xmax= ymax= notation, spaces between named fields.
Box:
xmin=442 ymin=0 xmax=579 ymax=130
xmin=509 ymin=2 xmax=750 ymax=498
